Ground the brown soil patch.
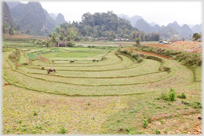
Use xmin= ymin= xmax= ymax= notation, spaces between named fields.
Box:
xmin=137 ymin=50 xmax=171 ymax=59
xmin=145 ymin=41 xmax=202 ymax=54
xmin=148 ymin=113 xmax=202 ymax=135
xmin=124 ymin=47 xmax=170 ymax=59
xmin=144 ymin=44 xmax=176 ymax=50
xmin=169 ymin=41 xmax=202 ymax=53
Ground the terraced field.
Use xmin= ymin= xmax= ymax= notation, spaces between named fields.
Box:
xmin=2 ymin=46 xmax=202 ymax=134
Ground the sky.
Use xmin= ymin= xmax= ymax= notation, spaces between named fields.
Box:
xmin=20 ymin=0 xmax=202 ymax=26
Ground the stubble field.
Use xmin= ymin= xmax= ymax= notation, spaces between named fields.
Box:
xmin=2 ymin=40 xmax=202 ymax=134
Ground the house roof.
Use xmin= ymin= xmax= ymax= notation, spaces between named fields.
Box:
xmin=58 ymin=42 xmax=65 ymax=44
xmin=159 ymin=41 xmax=168 ymax=44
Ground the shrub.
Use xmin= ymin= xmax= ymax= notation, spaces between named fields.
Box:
xmin=33 ymin=111 xmax=38 ymax=116
xmin=169 ymin=91 xmax=176 ymax=101
xmin=137 ymin=57 xmax=143 ymax=63
xmin=135 ymin=38 xmax=141 ymax=45
xmin=88 ymin=102 xmax=90 ymax=105
xmin=160 ymin=88 xmax=176 ymax=101
xmin=36 ymin=124 xmax=42 ymax=129
xmin=156 ymin=106 xmax=162 ymax=109
xmin=177 ymin=92 xmax=186 ymax=99
xmin=168 ymin=102 xmax=172 ymax=106
xmin=163 ymin=128 xmax=168 ymax=133
xmin=60 ymin=126 xmax=66 ymax=134
xmin=143 ymin=119 xmax=148 ymax=128
xmin=155 ymin=128 xmax=160 ymax=134
xmin=160 ymin=92 xmax=168 ymax=100
xmin=192 ymin=102 xmax=202 ymax=109
xmin=18 ymin=120 xmax=22 ymax=124
xmin=21 ymin=127 xmax=27 ymax=132
xmin=66 ymin=42 xmax=75 ymax=47
xmin=129 ymin=131 xmax=136 ymax=135
xmin=137 ymin=131 xmax=142 ymax=134
xmin=169 ymin=87 xmax=176 ymax=101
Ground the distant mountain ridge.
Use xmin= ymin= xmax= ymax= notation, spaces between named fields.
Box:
xmin=191 ymin=24 xmax=202 ymax=33
xmin=6 ymin=1 xmax=63 ymax=36
xmin=10 ymin=2 xmax=25 ymax=24
xmin=118 ymin=13 xmax=199 ymax=38
xmin=6 ymin=1 xmax=21 ymax=9
xmin=3 ymin=2 xmax=14 ymax=27
xmin=49 ymin=13 xmax=57 ymax=20
xmin=118 ymin=14 xmax=144 ymax=27
xmin=167 ymin=21 xmax=193 ymax=37
xmin=55 ymin=13 xmax=67 ymax=24
xmin=18 ymin=2 xmax=47 ymax=35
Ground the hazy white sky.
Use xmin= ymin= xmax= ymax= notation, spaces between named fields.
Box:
xmin=21 ymin=1 xmax=202 ymax=26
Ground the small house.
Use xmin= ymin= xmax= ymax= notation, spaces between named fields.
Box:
xmin=159 ymin=41 xmax=168 ymax=44
xmin=57 ymin=42 xmax=66 ymax=47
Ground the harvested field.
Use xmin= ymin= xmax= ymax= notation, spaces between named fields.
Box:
xmin=144 ymin=41 xmax=202 ymax=53
xmin=2 ymin=42 xmax=202 ymax=134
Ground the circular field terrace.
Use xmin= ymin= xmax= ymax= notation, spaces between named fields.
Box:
xmin=3 ymin=48 xmax=194 ymax=96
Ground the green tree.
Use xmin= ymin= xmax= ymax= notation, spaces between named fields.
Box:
xmin=67 ymin=35 xmax=71 ymax=41
xmin=51 ymin=35 xmax=56 ymax=43
xmin=59 ymin=33 xmax=64 ymax=40
xmin=48 ymin=33 xmax=53 ymax=38
xmin=192 ymin=33 xmax=201 ymax=41
xmin=9 ymin=27 xmax=14 ymax=35
xmin=135 ymin=38 xmax=141 ymax=45
xmin=53 ymin=25 xmax=60 ymax=34
xmin=69 ymin=30 xmax=77 ymax=39
xmin=46 ymin=41 xmax=49 ymax=47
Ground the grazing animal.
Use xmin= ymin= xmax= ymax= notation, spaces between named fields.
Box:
xmin=93 ymin=59 xmax=99 ymax=62
xmin=52 ymin=60 xmax=54 ymax=63
xmin=42 ymin=66 xmax=44 ymax=70
xmin=70 ymin=60 xmax=74 ymax=63
xmin=198 ymin=117 xmax=202 ymax=120
xmin=47 ymin=68 xmax=56 ymax=74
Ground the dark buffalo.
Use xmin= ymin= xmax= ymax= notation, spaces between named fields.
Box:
xmin=47 ymin=68 xmax=56 ymax=74
xmin=42 ymin=66 xmax=45 ymax=70
xmin=93 ymin=59 xmax=99 ymax=62
xmin=70 ymin=60 xmax=74 ymax=63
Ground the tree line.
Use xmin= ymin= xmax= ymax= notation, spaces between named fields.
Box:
xmin=47 ymin=11 xmax=162 ymax=44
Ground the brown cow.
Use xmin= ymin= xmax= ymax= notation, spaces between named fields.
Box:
xmin=47 ymin=68 xmax=56 ymax=74
xmin=52 ymin=60 xmax=54 ymax=63
xmin=42 ymin=66 xmax=45 ymax=70
xmin=70 ymin=60 xmax=74 ymax=63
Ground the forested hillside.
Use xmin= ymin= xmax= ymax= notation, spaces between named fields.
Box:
xmin=48 ymin=11 xmax=161 ymax=43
